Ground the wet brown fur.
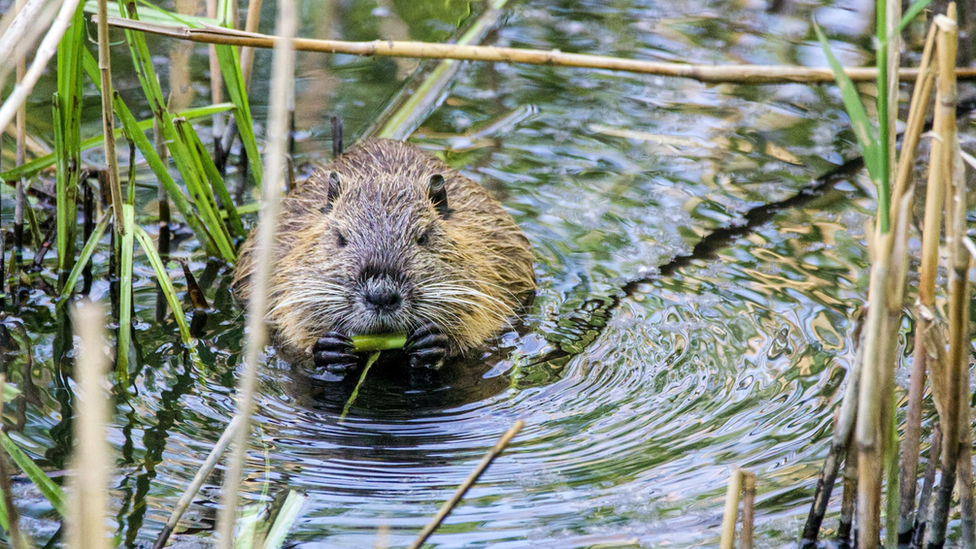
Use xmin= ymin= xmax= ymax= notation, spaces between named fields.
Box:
xmin=233 ymin=139 xmax=535 ymax=358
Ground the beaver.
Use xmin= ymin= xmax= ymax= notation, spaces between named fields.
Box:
xmin=233 ymin=138 xmax=535 ymax=372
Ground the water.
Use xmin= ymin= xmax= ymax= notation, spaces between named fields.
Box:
xmin=1 ymin=0 xmax=956 ymax=547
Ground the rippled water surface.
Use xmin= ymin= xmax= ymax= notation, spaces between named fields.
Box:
xmin=4 ymin=0 xmax=963 ymax=547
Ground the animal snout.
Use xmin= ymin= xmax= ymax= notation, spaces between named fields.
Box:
xmin=365 ymin=285 xmax=402 ymax=310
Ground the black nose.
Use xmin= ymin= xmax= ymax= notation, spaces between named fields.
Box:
xmin=365 ymin=286 xmax=401 ymax=310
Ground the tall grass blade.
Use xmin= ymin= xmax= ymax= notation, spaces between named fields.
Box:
xmin=813 ymin=21 xmax=886 ymax=231
xmin=214 ymin=44 xmax=263 ymax=187
xmin=54 ymin=0 xmax=86 ymax=282
xmin=172 ymin=119 xmax=238 ymax=259
xmin=181 ymin=119 xmax=245 ymax=238
xmin=0 ymin=432 xmax=66 ymax=515
xmin=59 ymin=208 xmax=112 ymax=302
xmin=133 ymin=225 xmax=193 ymax=344
xmin=115 ymin=1 xmax=237 ymax=262
xmin=117 ymin=204 xmax=135 ymax=379
xmin=898 ymin=0 xmax=935 ymax=33
xmin=0 ymin=103 xmax=233 ymax=182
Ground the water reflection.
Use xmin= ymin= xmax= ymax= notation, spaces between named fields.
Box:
xmin=2 ymin=0 xmax=934 ymax=547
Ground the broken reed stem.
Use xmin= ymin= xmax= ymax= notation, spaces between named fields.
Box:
xmin=958 ymin=406 xmax=975 ymax=548
xmin=913 ymin=425 xmax=942 ymax=549
xmin=66 ymin=300 xmax=110 ymax=549
xmin=14 ymin=0 xmax=26 ymax=266
xmin=898 ymin=21 xmax=943 ymax=544
xmin=93 ymin=16 xmax=976 ymax=84
xmin=837 ymin=441 xmax=858 ymax=543
xmin=97 ymin=0 xmax=123 ymax=236
xmin=719 ymin=468 xmax=743 ymax=549
xmin=0 ymin=0 xmax=83 ymax=135
xmin=740 ymin=471 xmax=756 ymax=549
xmin=800 ymin=331 xmax=863 ymax=543
xmin=0 ymin=374 xmax=24 ymax=549
xmin=213 ymin=0 xmax=296 ymax=546
xmin=152 ymin=415 xmax=242 ymax=549
xmin=927 ymin=12 xmax=962 ymax=549
xmin=406 ymin=420 xmax=524 ymax=549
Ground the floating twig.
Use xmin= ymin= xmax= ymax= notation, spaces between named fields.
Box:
xmin=152 ymin=415 xmax=241 ymax=549
xmin=406 ymin=420 xmax=524 ymax=549
xmin=92 ymin=15 xmax=976 ymax=85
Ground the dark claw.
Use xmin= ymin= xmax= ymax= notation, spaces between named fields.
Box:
xmin=313 ymin=331 xmax=360 ymax=373
xmin=405 ymin=323 xmax=449 ymax=369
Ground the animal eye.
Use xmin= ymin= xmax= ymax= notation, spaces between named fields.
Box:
xmin=337 ymin=232 xmax=348 ymax=247
xmin=417 ymin=231 xmax=431 ymax=246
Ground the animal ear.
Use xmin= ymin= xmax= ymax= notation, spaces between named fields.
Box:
xmin=427 ymin=174 xmax=450 ymax=219
xmin=322 ymin=171 xmax=342 ymax=213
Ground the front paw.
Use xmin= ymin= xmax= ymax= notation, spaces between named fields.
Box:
xmin=313 ymin=331 xmax=360 ymax=373
xmin=405 ymin=323 xmax=449 ymax=369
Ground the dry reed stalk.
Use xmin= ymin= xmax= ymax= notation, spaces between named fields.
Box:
xmin=913 ymin=425 xmax=942 ymax=548
xmin=0 ymin=0 xmax=51 ymax=88
xmin=0 ymin=0 xmax=83 ymax=135
xmin=896 ymin=22 xmax=940 ymax=542
xmin=926 ymin=13 xmax=962 ymax=548
xmin=800 ymin=328 xmax=863 ymax=543
xmin=14 ymin=0 xmax=26 ymax=265
xmin=958 ymin=389 xmax=975 ymax=548
xmin=97 ymin=0 xmax=123 ymax=236
xmin=66 ymin=300 xmax=110 ymax=549
xmin=0 ymin=374 xmax=24 ymax=549
xmin=719 ymin=468 xmax=743 ymax=549
xmin=740 ymin=470 xmax=756 ymax=549
xmin=406 ymin=420 xmax=524 ymax=549
xmin=206 ymin=0 xmax=224 ymax=155
xmin=837 ymin=441 xmax=858 ymax=543
xmin=94 ymin=16 xmax=976 ymax=84
xmin=239 ymin=0 xmax=263 ymax=88
xmin=152 ymin=415 xmax=241 ymax=549
xmin=213 ymin=0 xmax=296 ymax=545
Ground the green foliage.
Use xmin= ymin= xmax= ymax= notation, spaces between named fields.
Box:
xmin=898 ymin=0 xmax=935 ymax=33
xmin=213 ymin=43 xmax=264 ymax=188
xmin=133 ymin=226 xmax=193 ymax=345
xmin=58 ymin=208 xmax=112 ymax=302
xmin=351 ymin=333 xmax=407 ymax=352
xmin=813 ymin=21 xmax=886 ymax=232
xmin=115 ymin=0 xmax=237 ymax=261
xmin=117 ymin=204 xmax=135 ymax=379
xmin=0 ymin=432 xmax=66 ymax=516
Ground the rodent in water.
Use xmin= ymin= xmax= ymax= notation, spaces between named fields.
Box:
xmin=233 ymin=138 xmax=535 ymax=372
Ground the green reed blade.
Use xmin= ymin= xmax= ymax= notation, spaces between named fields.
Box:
xmin=172 ymin=120 xmax=238 ymax=260
xmin=54 ymin=1 xmax=86 ymax=281
xmin=117 ymin=204 xmax=135 ymax=379
xmin=813 ymin=20 xmax=886 ymax=231
xmin=83 ymin=0 xmax=218 ymax=27
xmin=58 ymin=208 xmax=112 ymax=302
xmin=0 ymin=103 xmax=234 ymax=183
xmin=115 ymin=1 xmax=237 ymax=262
xmin=340 ymin=351 xmax=381 ymax=422
xmin=181 ymin=118 xmax=246 ymax=238
xmin=351 ymin=333 xmax=407 ymax=352
xmin=261 ymin=490 xmax=309 ymax=549
xmin=134 ymin=225 xmax=193 ymax=345
xmin=82 ymin=48 xmax=218 ymax=255
xmin=0 ymin=432 xmax=65 ymax=516
xmin=898 ymin=0 xmax=934 ymax=33
xmin=214 ymin=44 xmax=264 ymax=188
xmin=366 ymin=0 xmax=512 ymax=140
xmin=24 ymin=188 xmax=42 ymax=249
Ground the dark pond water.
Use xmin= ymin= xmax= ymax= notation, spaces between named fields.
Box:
xmin=1 ymin=0 xmax=967 ymax=547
